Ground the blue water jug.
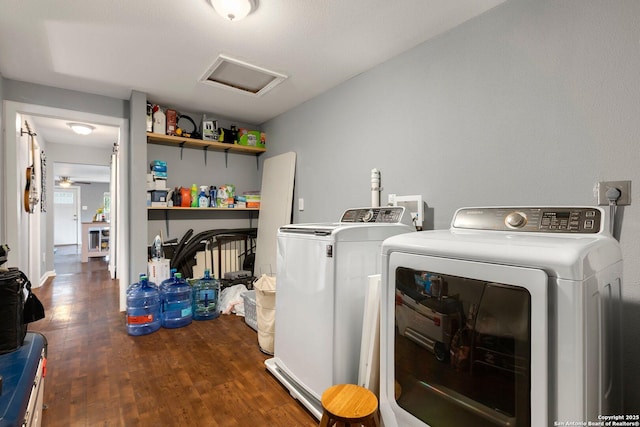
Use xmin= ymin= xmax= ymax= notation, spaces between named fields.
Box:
xmin=161 ymin=272 xmax=193 ymax=328
xmin=126 ymin=275 xmax=161 ymax=336
xmin=159 ymin=268 xmax=177 ymax=293
xmin=192 ymin=269 xmax=220 ymax=321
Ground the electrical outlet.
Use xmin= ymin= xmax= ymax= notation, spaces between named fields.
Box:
xmin=596 ymin=180 xmax=631 ymax=206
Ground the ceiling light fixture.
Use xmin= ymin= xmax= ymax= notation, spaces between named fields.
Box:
xmin=67 ymin=123 xmax=95 ymax=135
xmin=58 ymin=177 xmax=72 ymax=188
xmin=210 ymin=0 xmax=256 ymax=21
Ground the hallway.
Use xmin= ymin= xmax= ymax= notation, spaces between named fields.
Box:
xmin=29 ymin=247 xmax=315 ymax=426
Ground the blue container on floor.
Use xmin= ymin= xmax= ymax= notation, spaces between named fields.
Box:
xmin=192 ymin=269 xmax=220 ymax=321
xmin=160 ymin=272 xmax=192 ymax=328
xmin=160 ymin=268 xmax=178 ymax=287
xmin=126 ymin=275 xmax=161 ymax=336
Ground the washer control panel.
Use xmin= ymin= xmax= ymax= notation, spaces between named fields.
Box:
xmin=452 ymin=207 xmax=602 ymax=234
xmin=340 ymin=206 xmax=406 ymax=224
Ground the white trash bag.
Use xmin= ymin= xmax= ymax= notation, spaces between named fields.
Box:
xmin=218 ymin=284 xmax=249 ymax=316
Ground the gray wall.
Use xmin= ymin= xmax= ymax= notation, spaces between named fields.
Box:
xmin=76 ymin=183 xmax=110 ymax=223
xmin=4 ymin=80 xmax=128 ymax=119
xmin=129 ymin=91 xmax=147 ymax=285
xmin=263 ymin=0 xmax=640 ymax=411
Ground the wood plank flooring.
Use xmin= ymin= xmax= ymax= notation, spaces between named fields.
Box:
xmin=30 ymin=246 xmax=317 ymax=427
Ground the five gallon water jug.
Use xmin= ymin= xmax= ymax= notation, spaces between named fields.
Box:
xmin=159 ymin=268 xmax=177 ymax=292
xmin=192 ymin=269 xmax=220 ymax=321
xmin=160 ymin=272 xmax=192 ymax=328
xmin=126 ymin=275 xmax=161 ymax=336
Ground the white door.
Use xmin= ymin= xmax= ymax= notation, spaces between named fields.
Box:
xmin=54 ymin=187 xmax=80 ymax=245
xmin=109 ymin=145 xmax=118 ymax=278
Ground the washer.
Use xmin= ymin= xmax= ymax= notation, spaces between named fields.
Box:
xmin=265 ymin=206 xmax=414 ymax=419
xmin=379 ymin=207 xmax=623 ymax=427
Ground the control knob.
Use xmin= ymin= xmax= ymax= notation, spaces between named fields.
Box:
xmin=505 ymin=211 xmax=527 ymax=229
xmin=363 ymin=209 xmax=375 ymax=222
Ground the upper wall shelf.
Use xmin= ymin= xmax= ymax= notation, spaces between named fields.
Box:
xmin=146 ymin=132 xmax=266 ymax=155
xmin=147 ymin=132 xmax=265 ymax=168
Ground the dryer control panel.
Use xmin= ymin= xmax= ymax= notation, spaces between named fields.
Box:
xmin=340 ymin=206 xmax=408 ymax=224
xmin=452 ymin=207 xmax=603 ymax=234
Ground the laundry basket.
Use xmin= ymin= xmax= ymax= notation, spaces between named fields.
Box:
xmin=242 ymin=290 xmax=257 ymax=331
xmin=254 ymin=274 xmax=276 ymax=355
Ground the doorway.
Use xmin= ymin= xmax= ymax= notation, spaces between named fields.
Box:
xmin=53 ymin=187 xmax=80 ymax=246
xmin=3 ymin=101 xmax=129 ymax=299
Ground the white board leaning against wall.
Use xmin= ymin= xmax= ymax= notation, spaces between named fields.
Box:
xmin=254 ymin=152 xmax=296 ymax=276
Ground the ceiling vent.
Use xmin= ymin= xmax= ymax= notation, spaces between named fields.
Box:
xmin=200 ymin=55 xmax=287 ymax=97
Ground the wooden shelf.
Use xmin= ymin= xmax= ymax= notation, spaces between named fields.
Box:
xmin=147 ymin=206 xmax=259 ymax=236
xmin=146 ymin=132 xmax=266 ymax=155
xmin=147 ymin=206 xmax=259 ymax=211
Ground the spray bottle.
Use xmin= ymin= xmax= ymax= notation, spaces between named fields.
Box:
xmin=198 ymin=186 xmax=209 ymax=208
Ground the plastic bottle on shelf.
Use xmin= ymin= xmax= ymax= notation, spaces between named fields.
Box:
xmin=126 ymin=275 xmax=161 ymax=336
xmin=209 ymin=186 xmax=217 ymax=207
xmin=146 ymin=102 xmax=153 ymax=132
xmin=180 ymin=187 xmax=191 ymax=207
xmin=190 ymin=184 xmax=198 ymax=207
xmin=160 ymin=272 xmax=193 ymax=328
xmin=192 ymin=269 xmax=220 ymax=321
xmin=198 ymin=186 xmax=209 ymax=208
xmin=152 ymin=106 xmax=166 ymax=135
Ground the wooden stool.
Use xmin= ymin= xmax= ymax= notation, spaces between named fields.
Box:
xmin=319 ymin=384 xmax=380 ymax=427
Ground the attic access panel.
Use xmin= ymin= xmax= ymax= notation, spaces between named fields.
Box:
xmin=200 ymin=55 xmax=287 ymax=97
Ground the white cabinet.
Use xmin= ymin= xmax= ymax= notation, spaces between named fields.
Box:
xmin=81 ymin=222 xmax=109 ymax=262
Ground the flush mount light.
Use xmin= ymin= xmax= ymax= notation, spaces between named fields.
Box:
xmin=210 ymin=0 xmax=256 ymax=21
xmin=67 ymin=123 xmax=95 ymax=135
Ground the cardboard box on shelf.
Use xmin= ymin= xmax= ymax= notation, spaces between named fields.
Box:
xmin=148 ymin=259 xmax=170 ymax=285
xmin=147 ymin=179 xmax=168 ymax=191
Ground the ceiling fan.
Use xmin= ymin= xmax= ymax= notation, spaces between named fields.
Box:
xmin=56 ymin=176 xmax=91 ymax=187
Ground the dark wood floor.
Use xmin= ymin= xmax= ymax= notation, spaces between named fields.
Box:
xmin=30 ymin=246 xmax=317 ymax=427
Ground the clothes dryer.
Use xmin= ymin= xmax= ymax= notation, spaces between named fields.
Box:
xmin=379 ymin=207 xmax=623 ymax=427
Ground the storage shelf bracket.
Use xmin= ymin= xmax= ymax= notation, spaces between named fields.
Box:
xmin=224 ymin=148 xmax=230 ymax=168
xmin=179 ymin=142 xmax=185 ymax=160
xmin=203 ymin=145 xmax=210 ymax=166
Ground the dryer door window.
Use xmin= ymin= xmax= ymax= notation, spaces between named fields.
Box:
xmin=384 ymin=253 xmax=548 ymax=427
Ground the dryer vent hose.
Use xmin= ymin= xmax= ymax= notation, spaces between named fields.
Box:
xmin=371 ymin=168 xmax=381 ymax=208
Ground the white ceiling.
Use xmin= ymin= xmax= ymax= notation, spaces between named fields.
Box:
xmin=24 ymin=115 xmax=117 ymax=184
xmin=1 ymin=0 xmax=506 ymax=181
